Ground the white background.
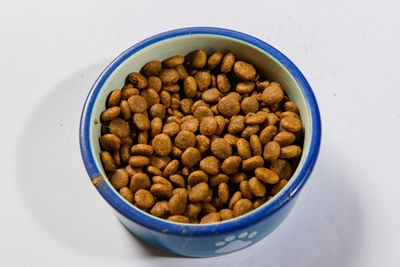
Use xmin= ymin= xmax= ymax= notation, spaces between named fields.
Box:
xmin=1 ymin=0 xmax=399 ymax=266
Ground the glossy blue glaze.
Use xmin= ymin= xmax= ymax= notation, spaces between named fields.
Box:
xmin=79 ymin=27 xmax=321 ymax=257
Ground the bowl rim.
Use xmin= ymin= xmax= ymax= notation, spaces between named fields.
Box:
xmin=79 ymin=27 xmax=321 ymax=236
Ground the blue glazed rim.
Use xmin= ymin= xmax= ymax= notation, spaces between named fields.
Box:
xmin=79 ymin=27 xmax=321 ymax=236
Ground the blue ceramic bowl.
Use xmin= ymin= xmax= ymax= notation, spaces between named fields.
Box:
xmin=79 ymin=27 xmax=321 ymax=257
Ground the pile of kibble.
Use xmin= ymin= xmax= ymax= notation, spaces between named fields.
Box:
xmin=99 ymin=50 xmax=303 ymax=224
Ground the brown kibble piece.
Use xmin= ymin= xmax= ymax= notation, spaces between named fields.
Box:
xmin=233 ymin=199 xmax=253 ymax=217
xmin=170 ymin=174 xmax=185 ymax=188
xmin=134 ymin=189 xmax=154 ymax=209
xmin=110 ymin=169 xmax=129 ymax=189
xmin=101 ymin=106 xmax=120 ymax=121
xmin=189 ymin=182 xmax=209 ymax=202
xmin=241 ymin=97 xmax=259 ymax=114
xmin=246 ymin=111 xmax=269 ymax=125
xmin=196 ymin=135 xmax=210 ymax=154
xmin=129 ymin=156 xmax=150 ymax=167
xmin=260 ymin=126 xmax=278 ymax=144
xmin=202 ymin=88 xmax=220 ymax=103
xmin=142 ymin=60 xmax=162 ymax=77
xmin=152 ymin=176 xmax=173 ymax=191
xmin=163 ymin=159 xmax=179 ymax=177
xmin=180 ymin=118 xmax=199 ymax=132
xmin=199 ymin=116 xmax=217 ymax=136
xmin=167 ymin=215 xmax=190 ymax=223
xmin=121 ymin=87 xmax=139 ymax=100
xmin=188 ymin=170 xmax=208 ymax=186
xmin=128 ymin=72 xmax=147 ymax=89
xmin=228 ymin=115 xmax=245 ymax=134
xmin=101 ymin=151 xmax=116 ymax=172
xmin=255 ymin=167 xmax=279 ymax=184
xmin=108 ymin=89 xmax=122 ymax=107
xmin=266 ymin=113 xmax=280 ymax=126
xmin=159 ymin=69 xmax=179 ymax=85
xmin=183 ymin=76 xmax=197 ymax=98
xmin=274 ymin=131 xmax=296 ymax=146
xmin=214 ymin=116 xmax=226 ymax=135
xmin=194 ymin=71 xmax=211 ymax=91
xmin=163 ymin=55 xmax=184 ymax=68
xmin=220 ymin=209 xmax=234 ymax=221
xmin=233 ymin=61 xmax=256 ymax=81
xmin=176 ymin=64 xmax=188 ymax=79
xmin=199 ymin=156 xmax=220 ymax=175
xmin=200 ymin=212 xmax=221 ymax=224
xmin=217 ymin=74 xmax=231 ymax=93
xmin=160 ymin=90 xmax=171 ymax=107
xmin=147 ymin=76 xmax=162 ymax=92
xmin=150 ymin=183 xmax=173 ymax=199
xmin=261 ymin=82 xmax=284 ymax=105
xmin=131 ymin=144 xmax=154 ymax=156
xmin=249 ymin=135 xmax=262 ymax=156
xmin=150 ymin=201 xmax=168 ymax=217
xmin=146 ymin=165 xmax=162 ymax=176
xmin=242 ymin=156 xmax=264 ymax=171
xmin=228 ymin=191 xmax=242 ymax=209
xmin=209 ymin=174 xmax=229 ymax=187
xmin=218 ymin=182 xmax=229 ymax=204
xmin=120 ymin=100 xmax=131 ymax=120
xmin=263 ymin=141 xmax=281 ymax=162
xmin=224 ymin=134 xmax=239 ymax=147
xmin=167 ymin=192 xmax=187 ymax=215
xmin=271 ymin=179 xmax=288 ymax=195
xmin=280 ymin=116 xmax=302 ymax=132
xmin=270 ymin=159 xmax=293 ymax=179
xmin=174 ymin=130 xmax=196 ymax=150
xmin=150 ymin=118 xmax=162 ymax=137
xmin=181 ymin=147 xmax=201 ymax=168
xmin=236 ymin=81 xmax=255 ymax=94
xmin=150 ymin=104 xmax=166 ymax=119
xmin=241 ymin=125 xmax=260 ymax=138
xmin=253 ymin=198 xmax=266 ymax=209
xmin=207 ymin=52 xmax=223 ymax=69
xmin=280 ymin=145 xmax=302 ymax=158
xmin=119 ymin=187 xmax=134 ymax=203
xmin=150 ymin=156 xmax=171 ymax=170
xmin=152 ymin=134 xmax=172 ymax=156
xmin=221 ymin=156 xmax=242 ymax=175
xmin=180 ymin=99 xmax=193 ymax=114
xmin=240 ymin=180 xmax=253 ymax=200
xmin=220 ymin=53 xmax=235 ymax=73
xmin=162 ymin=122 xmax=180 ymax=136
xmin=248 ymin=177 xmax=266 ymax=197
xmin=193 ymin=106 xmax=213 ymax=122
xmin=133 ymin=113 xmax=150 ymax=131
xmin=237 ymin=138 xmax=252 ymax=159
xmin=100 ymin=134 xmax=121 ymax=151
xmin=188 ymin=49 xmax=207 ymax=69
xmin=211 ymin=138 xmax=232 ymax=160
xmin=184 ymin=203 xmax=202 ymax=218
xmin=284 ymin=101 xmax=299 ymax=114
xmin=120 ymin=144 xmax=131 ymax=163
xmin=108 ymin=118 xmax=130 ymax=139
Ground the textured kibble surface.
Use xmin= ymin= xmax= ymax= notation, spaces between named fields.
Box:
xmin=99 ymin=49 xmax=304 ymax=224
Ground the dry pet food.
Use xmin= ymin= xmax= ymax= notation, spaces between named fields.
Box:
xmin=99 ymin=49 xmax=304 ymax=224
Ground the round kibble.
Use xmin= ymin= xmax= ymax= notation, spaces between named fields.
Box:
xmin=266 ymin=113 xmax=280 ymax=126
xmin=162 ymin=122 xmax=180 ymax=136
xmin=175 ymin=130 xmax=196 ymax=150
xmin=194 ymin=71 xmax=211 ymax=91
xmin=233 ymin=61 xmax=256 ymax=81
xmin=142 ymin=60 xmax=162 ymax=76
xmin=242 ymin=156 xmax=264 ymax=171
xmin=101 ymin=106 xmax=120 ymax=121
xmin=152 ymin=134 xmax=172 ymax=156
xmin=202 ymin=88 xmax=220 ymax=102
xmin=199 ymin=116 xmax=217 ymax=136
xmin=189 ymin=182 xmax=209 ymax=203
xmin=110 ymin=169 xmax=129 ymax=189
xmin=151 ymin=183 xmax=173 ymax=199
xmin=284 ymin=101 xmax=299 ymax=113
xmin=221 ymin=156 xmax=242 ymax=175
xmin=100 ymin=134 xmax=121 ymax=151
xmin=274 ymin=131 xmax=296 ymax=146
xmin=233 ymin=199 xmax=253 ymax=217
xmin=169 ymin=174 xmax=185 ymax=188
xmin=130 ymin=173 xmax=151 ymax=193
xmin=211 ymin=138 xmax=232 ymax=160
xmin=184 ymin=203 xmax=202 ymax=218
xmin=167 ymin=215 xmax=190 ymax=223
xmin=280 ymin=116 xmax=302 ymax=132
xmin=183 ymin=76 xmax=197 ymax=98
xmin=263 ymin=141 xmax=281 ymax=162
xmin=248 ymin=177 xmax=266 ymax=197
xmin=255 ymin=167 xmax=279 ymax=184
xmin=200 ymin=212 xmax=221 ymax=224
xmin=128 ymin=72 xmax=147 ymax=89
xmin=108 ymin=89 xmax=122 ymax=107
xmin=129 ymin=156 xmax=150 ymax=167
xmin=101 ymin=151 xmax=116 ymax=172
xmin=260 ymin=126 xmax=278 ymax=144
xmin=241 ymin=96 xmax=259 ymax=114
xmin=217 ymin=74 xmax=231 ymax=93
xmin=237 ymin=138 xmax=252 ymax=159
xmin=181 ymin=147 xmax=201 ymax=168
xmin=180 ymin=99 xmax=193 ymax=114
xmin=180 ymin=118 xmax=199 ymax=132
xmin=193 ymin=106 xmax=213 ymax=121
xmin=228 ymin=115 xmax=245 ymax=134
xmin=147 ymin=76 xmax=162 ymax=92
xmin=220 ymin=53 xmax=235 ymax=73
xmin=163 ymin=55 xmax=184 ymax=68
xmin=188 ymin=170 xmax=208 ymax=186
xmin=220 ymin=209 xmax=234 ymax=221
xmin=224 ymin=134 xmax=239 ymax=146
xmin=280 ymin=145 xmax=302 ymax=158
xmin=199 ymin=156 xmax=220 ymax=175
xmin=207 ymin=52 xmax=223 ymax=69
xmin=188 ymin=49 xmax=207 ymax=69
xmin=119 ymin=187 xmax=134 ymax=203
xmin=196 ymin=135 xmax=210 ymax=154
xmin=150 ymin=118 xmax=162 ymax=137
xmin=121 ymin=87 xmax=139 ymax=100
xmin=150 ymin=201 xmax=168 ymax=217
xmin=159 ymin=69 xmax=179 ymax=85
xmin=133 ymin=113 xmax=150 ymax=131
xmin=160 ymin=90 xmax=171 ymax=107
xmin=150 ymin=104 xmax=166 ymax=119
xmin=261 ymin=82 xmax=284 ymax=105
xmin=134 ymin=189 xmax=154 ymax=209
xmin=152 ymin=176 xmax=173 ymax=191
xmin=236 ymin=81 xmax=255 ymax=94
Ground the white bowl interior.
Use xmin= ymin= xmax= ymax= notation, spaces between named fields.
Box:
xmin=89 ymin=34 xmax=310 ymax=206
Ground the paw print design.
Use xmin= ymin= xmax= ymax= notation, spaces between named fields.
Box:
xmin=214 ymin=231 xmax=257 ymax=253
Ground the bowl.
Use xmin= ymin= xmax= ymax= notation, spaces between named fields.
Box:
xmin=79 ymin=27 xmax=321 ymax=257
